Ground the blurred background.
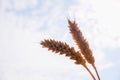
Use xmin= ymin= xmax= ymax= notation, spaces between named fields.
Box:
xmin=0 ymin=0 xmax=120 ymax=80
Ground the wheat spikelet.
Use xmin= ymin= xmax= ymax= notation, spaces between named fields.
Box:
xmin=41 ymin=39 xmax=86 ymax=65
xmin=41 ymin=39 xmax=96 ymax=80
xmin=68 ymin=19 xmax=100 ymax=80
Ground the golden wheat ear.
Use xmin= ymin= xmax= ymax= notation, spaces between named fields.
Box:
xmin=68 ymin=19 xmax=100 ymax=80
xmin=41 ymin=39 xmax=85 ymax=64
xmin=41 ymin=39 xmax=96 ymax=80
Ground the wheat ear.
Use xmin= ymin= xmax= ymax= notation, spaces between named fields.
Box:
xmin=68 ymin=19 xmax=100 ymax=80
xmin=41 ymin=39 xmax=96 ymax=80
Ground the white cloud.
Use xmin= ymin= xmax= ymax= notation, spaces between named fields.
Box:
xmin=91 ymin=0 xmax=120 ymax=48
xmin=12 ymin=0 xmax=38 ymax=10
xmin=0 ymin=0 xmax=11 ymax=11
xmin=99 ymin=62 xmax=114 ymax=70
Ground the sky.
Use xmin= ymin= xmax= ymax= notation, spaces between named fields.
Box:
xmin=0 ymin=0 xmax=120 ymax=80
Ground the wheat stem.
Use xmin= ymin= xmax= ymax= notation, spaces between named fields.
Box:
xmin=92 ymin=64 xmax=100 ymax=80
xmin=83 ymin=64 xmax=96 ymax=80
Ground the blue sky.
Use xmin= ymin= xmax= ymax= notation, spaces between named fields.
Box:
xmin=0 ymin=0 xmax=120 ymax=80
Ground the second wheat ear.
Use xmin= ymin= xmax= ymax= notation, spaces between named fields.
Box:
xmin=68 ymin=19 xmax=100 ymax=80
xmin=40 ymin=19 xmax=100 ymax=80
